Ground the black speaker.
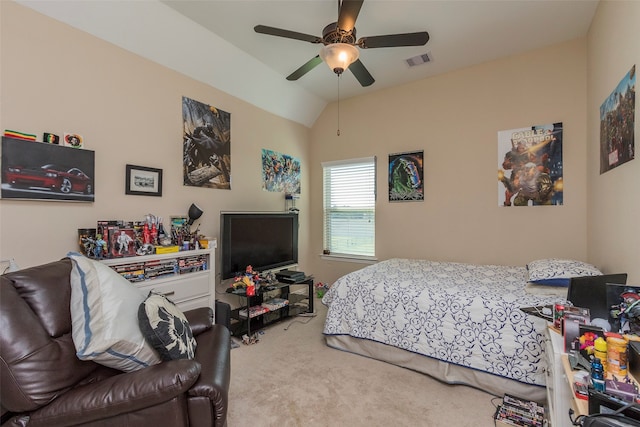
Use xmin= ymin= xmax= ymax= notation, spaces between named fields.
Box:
xmin=215 ymin=300 xmax=231 ymax=330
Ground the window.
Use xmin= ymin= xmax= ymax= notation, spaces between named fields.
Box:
xmin=322 ymin=157 xmax=376 ymax=259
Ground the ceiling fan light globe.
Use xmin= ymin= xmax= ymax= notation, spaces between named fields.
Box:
xmin=319 ymin=43 xmax=359 ymax=75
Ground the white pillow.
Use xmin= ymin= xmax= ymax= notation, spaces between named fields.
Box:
xmin=527 ymin=258 xmax=602 ymax=286
xmin=68 ymin=252 xmax=161 ymax=371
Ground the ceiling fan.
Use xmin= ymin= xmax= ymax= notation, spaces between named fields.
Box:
xmin=254 ymin=0 xmax=430 ymax=87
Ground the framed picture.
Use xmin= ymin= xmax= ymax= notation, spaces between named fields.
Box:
xmin=125 ymin=164 xmax=162 ymax=196
xmin=1 ymin=136 xmax=95 ymax=202
xmin=388 ymin=150 xmax=424 ymax=202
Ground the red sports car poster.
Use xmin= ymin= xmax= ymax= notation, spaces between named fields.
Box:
xmin=1 ymin=136 xmax=95 ymax=202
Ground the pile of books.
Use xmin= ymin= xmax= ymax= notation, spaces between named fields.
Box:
xmin=494 ymin=394 xmax=545 ymax=427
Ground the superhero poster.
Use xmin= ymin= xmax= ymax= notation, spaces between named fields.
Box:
xmin=261 ymin=149 xmax=301 ymax=194
xmin=497 ymin=123 xmax=563 ymax=206
xmin=182 ymin=96 xmax=231 ymax=189
xmin=600 ymin=65 xmax=635 ymax=174
xmin=388 ymin=151 xmax=424 ymax=202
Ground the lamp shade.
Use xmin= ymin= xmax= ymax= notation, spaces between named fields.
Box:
xmin=187 ymin=203 xmax=203 ymax=225
xmin=319 ymin=43 xmax=359 ymax=75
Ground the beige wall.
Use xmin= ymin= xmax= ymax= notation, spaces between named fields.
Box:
xmin=0 ymin=2 xmax=311 ymax=299
xmin=2 ymin=1 xmax=638 ymax=290
xmin=586 ymin=1 xmax=640 ymax=284
xmin=309 ymin=39 xmax=590 ymax=284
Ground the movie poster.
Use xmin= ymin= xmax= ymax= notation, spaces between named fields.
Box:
xmin=497 ymin=123 xmax=563 ymax=206
xmin=600 ymin=65 xmax=635 ymax=174
xmin=182 ymin=96 xmax=231 ymax=189
xmin=261 ymin=149 xmax=301 ymax=194
xmin=388 ymin=150 xmax=424 ymax=202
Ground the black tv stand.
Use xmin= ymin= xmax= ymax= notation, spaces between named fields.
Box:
xmin=229 ymin=276 xmax=314 ymax=337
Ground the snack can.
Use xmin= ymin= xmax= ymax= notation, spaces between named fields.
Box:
xmin=606 ymin=336 xmax=628 ymax=377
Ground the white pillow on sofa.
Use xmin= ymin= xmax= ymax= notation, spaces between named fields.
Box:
xmin=68 ymin=252 xmax=161 ymax=372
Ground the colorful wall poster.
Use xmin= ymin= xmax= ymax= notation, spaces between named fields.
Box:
xmin=388 ymin=150 xmax=424 ymax=202
xmin=600 ymin=65 xmax=635 ymax=174
xmin=498 ymin=123 xmax=563 ymax=206
xmin=182 ymin=96 xmax=231 ymax=189
xmin=261 ymin=149 xmax=301 ymax=194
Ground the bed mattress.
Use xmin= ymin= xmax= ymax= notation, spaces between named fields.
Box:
xmin=322 ymin=258 xmax=565 ymax=393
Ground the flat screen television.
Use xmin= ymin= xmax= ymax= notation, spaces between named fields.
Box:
xmin=220 ymin=211 xmax=299 ymax=280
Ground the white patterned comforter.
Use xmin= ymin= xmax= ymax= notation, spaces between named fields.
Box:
xmin=322 ymin=258 xmax=566 ymax=386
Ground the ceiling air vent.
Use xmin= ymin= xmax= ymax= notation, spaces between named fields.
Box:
xmin=405 ymin=52 xmax=432 ymax=67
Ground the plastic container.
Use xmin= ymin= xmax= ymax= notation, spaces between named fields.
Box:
xmin=591 ymin=357 xmax=606 ymax=392
xmin=607 ymin=336 xmax=628 ymax=377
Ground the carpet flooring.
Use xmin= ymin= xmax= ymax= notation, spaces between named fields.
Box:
xmin=227 ymin=298 xmax=500 ymax=426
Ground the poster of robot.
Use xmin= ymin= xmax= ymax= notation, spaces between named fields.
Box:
xmin=497 ymin=123 xmax=563 ymax=206
xmin=261 ymin=149 xmax=301 ymax=194
xmin=600 ymin=65 xmax=635 ymax=174
xmin=182 ymin=96 xmax=231 ymax=189
xmin=388 ymin=150 xmax=424 ymax=202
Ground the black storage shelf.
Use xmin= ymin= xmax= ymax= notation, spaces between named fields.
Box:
xmin=229 ymin=278 xmax=313 ymax=337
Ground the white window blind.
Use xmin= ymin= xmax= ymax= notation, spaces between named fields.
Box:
xmin=322 ymin=157 xmax=376 ymax=257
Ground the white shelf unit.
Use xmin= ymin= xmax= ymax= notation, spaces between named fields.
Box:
xmin=101 ymin=242 xmax=216 ymax=313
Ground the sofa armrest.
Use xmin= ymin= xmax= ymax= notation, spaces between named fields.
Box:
xmin=25 ymin=359 xmax=201 ymax=426
xmin=188 ymin=324 xmax=231 ymax=426
xmin=184 ymin=307 xmax=213 ymax=336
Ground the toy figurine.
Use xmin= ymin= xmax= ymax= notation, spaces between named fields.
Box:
xmin=117 ymin=231 xmax=134 ymax=255
xmin=143 ymin=223 xmax=151 ymax=244
xmin=94 ymin=234 xmax=106 ymax=259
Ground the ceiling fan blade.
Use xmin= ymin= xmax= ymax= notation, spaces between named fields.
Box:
xmin=348 ymin=59 xmax=374 ymax=87
xmin=337 ymin=0 xmax=364 ymax=33
xmin=287 ymin=56 xmax=323 ymax=81
xmin=358 ymin=32 xmax=430 ymax=49
xmin=254 ymin=25 xmax=322 ymax=44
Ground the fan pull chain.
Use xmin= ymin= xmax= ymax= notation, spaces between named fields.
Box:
xmin=337 ymin=75 xmax=341 ymax=136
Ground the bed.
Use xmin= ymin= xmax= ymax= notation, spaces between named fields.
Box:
xmin=322 ymin=258 xmax=574 ymax=401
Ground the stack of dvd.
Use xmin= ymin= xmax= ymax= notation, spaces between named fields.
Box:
xmin=177 ymin=255 xmax=207 ymax=274
xmin=108 ymin=262 xmax=146 ymax=283
xmin=144 ymin=259 xmax=178 ymax=280
xmin=494 ymin=394 xmax=544 ymax=427
xmin=262 ymin=298 xmax=289 ymax=311
xmin=238 ymin=305 xmax=269 ymax=319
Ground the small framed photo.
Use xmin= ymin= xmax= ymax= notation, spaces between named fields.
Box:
xmin=125 ymin=164 xmax=162 ymax=197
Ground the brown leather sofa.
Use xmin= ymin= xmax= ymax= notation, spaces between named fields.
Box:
xmin=0 ymin=258 xmax=231 ymax=427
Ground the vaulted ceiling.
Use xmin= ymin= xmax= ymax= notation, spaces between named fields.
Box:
xmin=16 ymin=0 xmax=599 ymax=127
